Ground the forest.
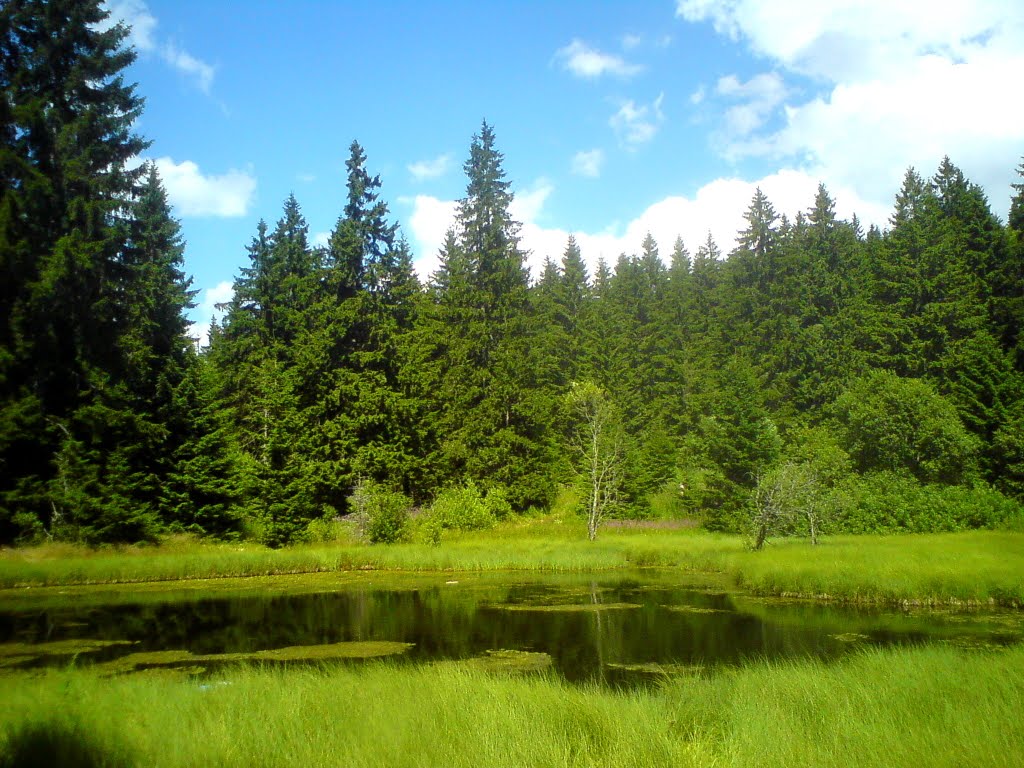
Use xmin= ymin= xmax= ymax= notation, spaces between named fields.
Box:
xmin=2 ymin=0 xmax=1023 ymax=549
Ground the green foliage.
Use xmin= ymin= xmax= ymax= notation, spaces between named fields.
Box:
xmin=836 ymin=472 xmax=1021 ymax=534
xmin=832 ymin=370 xmax=980 ymax=484
xmin=426 ymin=481 xmax=498 ymax=533
xmin=2 ymin=1 xmax=1022 ymax=555
xmin=365 ymin=487 xmax=412 ymax=544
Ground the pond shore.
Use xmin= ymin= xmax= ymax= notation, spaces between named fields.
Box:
xmin=2 ymin=521 xmax=1022 ymax=607
xmin=1 ymin=644 xmax=1022 ymax=767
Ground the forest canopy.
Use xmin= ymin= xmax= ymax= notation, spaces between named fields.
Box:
xmin=2 ymin=0 xmax=1023 ymax=546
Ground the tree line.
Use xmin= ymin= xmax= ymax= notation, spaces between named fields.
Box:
xmin=2 ymin=0 xmax=1022 ymax=546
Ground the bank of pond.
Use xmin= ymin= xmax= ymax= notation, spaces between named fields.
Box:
xmin=0 ymin=569 xmax=1022 ymax=766
xmin=1 ymin=526 xmax=1022 ymax=606
xmin=1 ymin=528 xmax=1022 ymax=765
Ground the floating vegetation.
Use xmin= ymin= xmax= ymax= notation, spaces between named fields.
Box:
xmin=216 ymin=641 xmax=414 ymax=662
xmin=605 ymin=661 xmax=705 ymax=677
xmin=829 ymin=633 xmax=870 ymax=643
xmin=661 ymin=605 xmax=727 ymax=615
xmin=0 ymin=638 xmax=138 ymax=671
xmin=0 ymin=638 xmax=136 ymax=663
xmin=457 ymin=649 xmax=553 ymax=674
xmin=89 ymin=642 xmax=415 ymax=676
xmin=940 ymin=636 xmax=1017 ymax=652
xmin=490 ymin=602 xmax=640 ymax=613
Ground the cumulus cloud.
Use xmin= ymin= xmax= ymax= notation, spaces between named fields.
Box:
xmin=677 ymin=0 xmax=1024 ymax=215
xmin=610 ymin=93 xmax=665 ymax=149
xmin=152 ymin=157 xmax=256 ymax=218
xmin=571 ymin=149 xmax=605 ymax=178
xmin=103 ymin=0 xmax=216 ymax=93
xmin=403 ymin=170 xmax=888 ymax=283
xmin=408 ymin=154 xmax=453 ymax=182
xmin=716 ymin=72 xmax=787 ymax=137
xmin=556 ymin=39 xmax=642 ymax=79
xmin=189 ymin=280 xmax=234 ymax=347
xmin=402 ymin=195 xmax=460 ymax=277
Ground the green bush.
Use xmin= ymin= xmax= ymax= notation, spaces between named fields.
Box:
xmin=302 ymin=516 xmax=356 ymax=544
xmin=365 ymin=487 xmax=412 ymax=544
xmin=837 ymin=472 xmax=1022 ymax=534
xmin=482 ymin=485 xmax=514 ymax=521
xmin=427 ymin=481 xmax=497 ymax=532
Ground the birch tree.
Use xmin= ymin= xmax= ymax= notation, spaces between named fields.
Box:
xmin=567 ymin=382 xmax=624 ymax=541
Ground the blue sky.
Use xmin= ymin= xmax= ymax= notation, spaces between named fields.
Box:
xmin=103 ymin=1 xmax=1024 ymax=341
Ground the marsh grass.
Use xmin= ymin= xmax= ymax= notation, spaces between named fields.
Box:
xmin=2 ymin=522 xmax=1022 ymax=606
xmin=1 ymin=645 xmax=1021 ymax=767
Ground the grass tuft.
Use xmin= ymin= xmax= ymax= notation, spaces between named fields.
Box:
xmin=0 ymin=645 xmax=1021 ymax=767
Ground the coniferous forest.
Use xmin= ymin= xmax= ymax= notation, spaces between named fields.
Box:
xmin=3 ymin=0 xmax=1024 ymax=548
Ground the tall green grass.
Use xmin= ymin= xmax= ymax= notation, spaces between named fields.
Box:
xmin=1 ymin=645 xmax=1021 ymax=767
xmin=2 ymin=523 xmax=1022 ymax=606
xmin=726 ymin=531 xmax=1024 ymax=605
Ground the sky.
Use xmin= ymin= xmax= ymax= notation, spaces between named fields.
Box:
xmin=101 ymin=0 xmax=1024 ymax=343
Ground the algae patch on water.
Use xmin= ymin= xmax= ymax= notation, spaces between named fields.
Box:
xmin=605 ymin=661 xmax=706 ymax=677
xmin=455 ymin=649 xmax=553 ymax=675
xmin=490 ymin=602 xmax=641 ymax=613
xmin=661 ymin=604 xmax=727 ymax=615
xmin=0 ymin=638 xmax=137 ymax=669
xmin=94 ymin=641 xmax=415 ymax=675
xmin=829 ymin=632 xmax=870 ymax=643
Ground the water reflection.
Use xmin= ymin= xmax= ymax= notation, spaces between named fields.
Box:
xmin=0 ymin=571 xmax=1019 ymax=683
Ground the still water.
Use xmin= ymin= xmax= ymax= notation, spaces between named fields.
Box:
xmin=1 ymin=570 xmax=1019 ymax=683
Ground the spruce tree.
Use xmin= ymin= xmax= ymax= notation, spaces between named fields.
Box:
xmin=0 ymin=0 xmax=153 ymax=542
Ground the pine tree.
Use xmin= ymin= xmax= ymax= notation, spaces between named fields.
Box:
xmin=0 ymin=0 xmax=153 ymax=542
xmin=425 ymin=122 xmax=552 ymax=508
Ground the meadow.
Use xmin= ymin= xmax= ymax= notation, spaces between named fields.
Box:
xmin=1 ymin=519 xmax=1022 ymax=606
xmin=1 ymin=644 xmax=1021 ymax=768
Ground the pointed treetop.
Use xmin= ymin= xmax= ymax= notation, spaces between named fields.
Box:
xmin=1010 ymin=157 xmax=1024 ymax=232
xmin=890 ymin=167 xmax=928 ymax=228
xmin=561 ymin=234 xmax=589 ymax=287
xmin=809 ymin=183 xmax=837 ymax=232
xmin=737 ymin=187 xmax=778 ymax=257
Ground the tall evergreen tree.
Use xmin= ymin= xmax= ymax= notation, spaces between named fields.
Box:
xmin=0 ymin=0 xmax=154 ymax=542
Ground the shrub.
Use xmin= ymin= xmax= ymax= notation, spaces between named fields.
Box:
xmin=427 ymin=481 xmax=497 ymax=532
xmin=363 ymin=487 xmax=412 ymax=544
xmin=836 ymin=472 xmax=1022 ymax=534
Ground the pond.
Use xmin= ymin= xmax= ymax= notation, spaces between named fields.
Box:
xmin=1 ymin=570 xmax=1020 ymax=684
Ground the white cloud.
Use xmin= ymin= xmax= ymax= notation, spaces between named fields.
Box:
xmin=571 ymin=149 xmax=605 ymax=178
xmin=510 ymin=179 xmax=554 ymax=225
xmin=189 ymin=280 xmax=234 ymax=347
xmin=677 ymin=0 xmax=1024 ymax=216
xmin=689 ymin=85 xmax=706 ymax=105
xmin=716 ymin=72 xmax=787 ymax=137
xmin=161 ymin=42 xmax=215 ymax=94
xmin=402 ymin=195 xmax=460 ymax=277
xmin=556 ymin=39 xmax=643 ymax=79
xmin=152 ymin=157 xmax=256 ymax=218
xmin=408 ymin=154 xmax=453 ymax=182
xmin=622 ymin=33 xmax=643 ymax=50
xmin=403 ymin=169 xmax=888 ymax=284
xmin=610 ymin=93 xmax=665 ymax=149
xmin=312 ymin=231 xmax=331 ymax=248
xmin=103 ymin=0 xmax=216 ymax=93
